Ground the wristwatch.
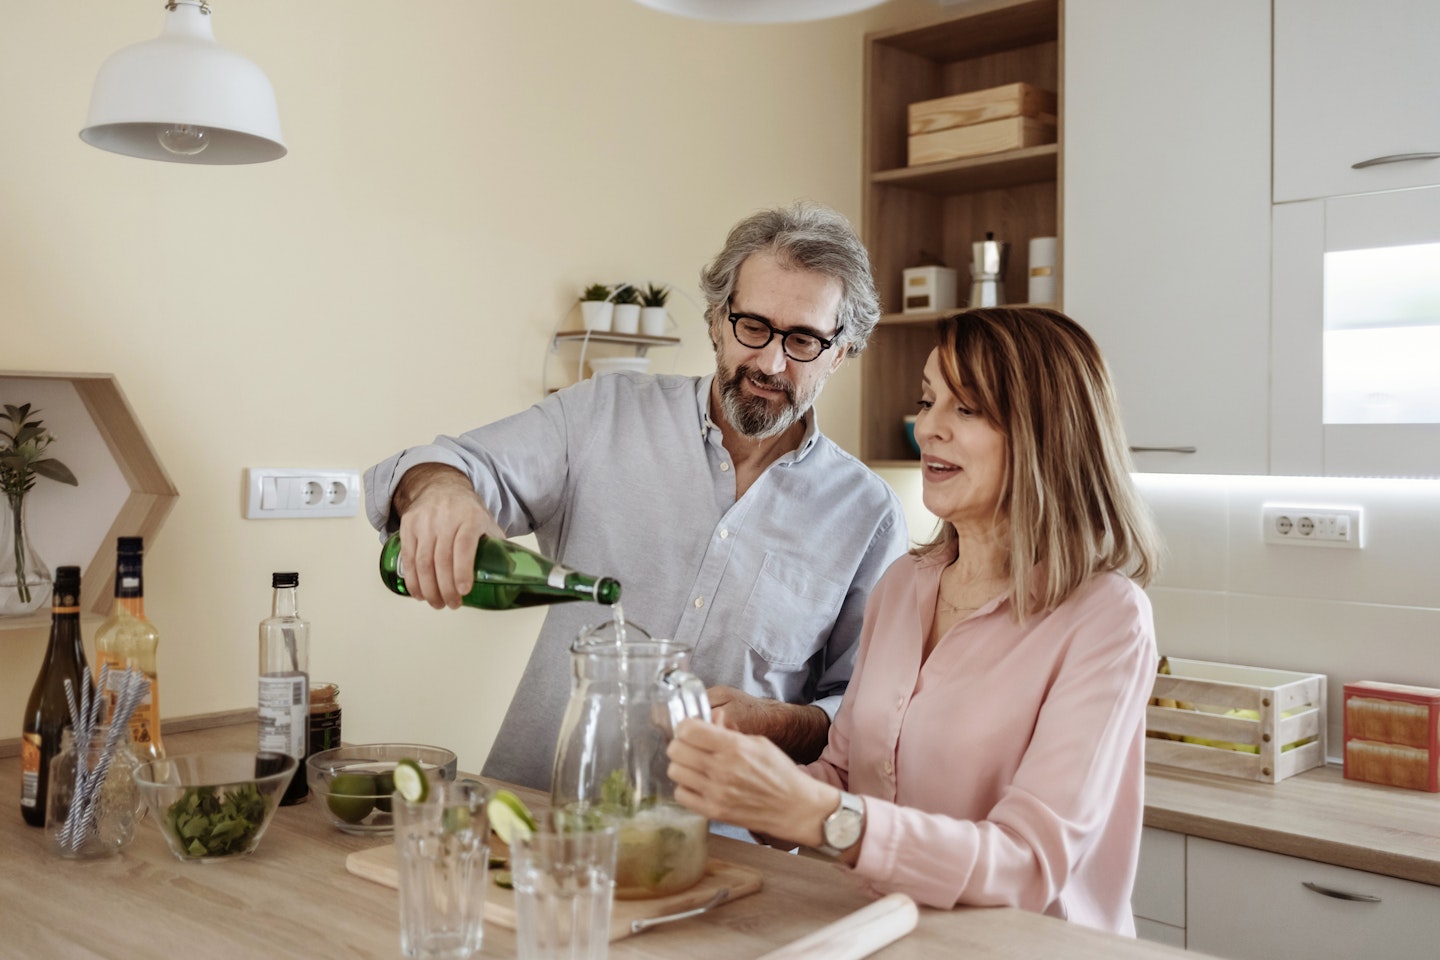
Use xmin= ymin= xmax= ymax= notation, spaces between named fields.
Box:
xmin=817 ymin=790 xmax=865 ymax=857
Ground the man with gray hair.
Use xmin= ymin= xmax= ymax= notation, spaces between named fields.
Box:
xmin=364 ymin=201 xmax=909 ymax=791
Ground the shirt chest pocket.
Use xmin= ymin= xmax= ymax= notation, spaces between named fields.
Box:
xmin=737 ymin=553 xmax=847 ymax=668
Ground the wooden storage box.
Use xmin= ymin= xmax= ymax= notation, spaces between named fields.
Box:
xmin=1146 ymin=658 xmax=1327 ymax=783
xmin=1343 ymin=681 xmax=1440 ymax=792
xmin=908 ymin=82 xmax=1057 ymax=135
xmin=906 ymin=82 xmax=1057 ymax=166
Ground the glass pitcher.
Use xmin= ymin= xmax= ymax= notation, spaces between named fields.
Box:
xmin=550 ymin=619 xmax=712 ymax=900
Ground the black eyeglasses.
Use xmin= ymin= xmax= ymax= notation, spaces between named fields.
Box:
xmin=726 ymin=310 xmax=843 ymax=363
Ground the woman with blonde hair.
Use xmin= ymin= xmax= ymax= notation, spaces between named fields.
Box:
xmin=668 ymin=307 xmax=1162 ymax=935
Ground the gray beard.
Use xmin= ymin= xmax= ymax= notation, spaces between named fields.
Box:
xmin=718 ymin=363 xmax=809 ymax=440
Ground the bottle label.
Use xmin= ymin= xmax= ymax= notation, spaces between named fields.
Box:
xmin=97 ymin=656 xmax=162 ymax=752
xmin=19 ymin=733 xmax=41 ymax=808
xmin=548 ymin=565 xmax=573 ymax=589
xmin=258 ymin=674 xmax=309 ymax=759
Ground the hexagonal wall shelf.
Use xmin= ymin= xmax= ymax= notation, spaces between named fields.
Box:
xmin=1 ymin=371 xmax=178 ymax=629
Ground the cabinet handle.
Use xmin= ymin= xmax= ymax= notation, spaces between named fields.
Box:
xmin=1129 ymin=446 xmax=1197 ymax=454
xmin=1351 ymin=152 xmax=1440 ymax=169
xmin=1302 ymin=881 xmax=1382 ymax=903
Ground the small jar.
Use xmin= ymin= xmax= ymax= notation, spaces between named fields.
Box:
xmin=309 ymin=682 xmax=342 ymax=757
xmin=46 ymin=725 xmax=142 ymax=859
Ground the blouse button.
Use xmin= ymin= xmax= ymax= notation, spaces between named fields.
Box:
xmin=883 ymin=759 xmax=894 ymax=774
xmin=719 ymin=529 xmax=729 ymax=540
xmin=719 ymin=462 xmax=731 ymax=472
xmin=693 ymin=597 xmax=705 ymax=609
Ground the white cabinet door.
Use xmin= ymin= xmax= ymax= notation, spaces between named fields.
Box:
xmin=1132 ymin=826 xmax=1185 ymax=929
xmin=1187 ymin=837 xmax=1440 ymax=960
xmin=1274 ymin=0 xmax=1440 ymax=204
xmin=1063 ymin=0 xmax=1271 ymax=475
xmin=1133 ymin=826 xmax=1186 ymax=947
xmin=1271 ymin=185 xmax=1440 ymax=477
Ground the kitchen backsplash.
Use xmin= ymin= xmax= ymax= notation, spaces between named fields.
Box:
xmin=879 ymin=469 xmax=1440 ymax=760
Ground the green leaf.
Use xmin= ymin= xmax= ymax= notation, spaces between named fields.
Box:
xmin=30 ymin=459 xmax=78 ymax=486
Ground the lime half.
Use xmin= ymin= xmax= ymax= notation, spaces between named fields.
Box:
xmin=394 ymin=757 xmax=429 ymax=803
xmin=487 ymin=789 xmax=538 ymax=845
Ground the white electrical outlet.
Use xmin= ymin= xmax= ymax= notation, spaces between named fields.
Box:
xmin=245 ymin=468 xmax=362 ymax=519
xmin=1261 ymin=504 xmax=1363 ymax=549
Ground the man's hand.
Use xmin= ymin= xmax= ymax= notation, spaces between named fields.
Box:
xmin=667 ymin=718 xmax=837 ymax=848
xmin=707 ymin=685 xmax=831 ymax=764
xmin=392 ymin=463 xmax=505 ymax=609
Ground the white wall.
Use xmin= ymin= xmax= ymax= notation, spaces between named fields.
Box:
xmin=0 ymin=0 xmax=947 ymax=773
xmin=1134 ymin=474 xmax=1440 ymax=758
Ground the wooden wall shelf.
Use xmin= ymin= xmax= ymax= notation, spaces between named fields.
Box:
xmin=860 ymin=0 xmax=1063 ymax=463
xmin=0 ymin=371 xmax=178 ymax=629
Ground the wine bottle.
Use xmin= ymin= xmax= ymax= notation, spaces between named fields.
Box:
xmin=258 ymin=571 xmax=309 ymax=806
xmin=93 ymin=537 xmax=164 ymax=760
xmin=378 ymin=532 xmax=621 ymax=609
xmin=20 ymin=566 xmax=94 ymax=828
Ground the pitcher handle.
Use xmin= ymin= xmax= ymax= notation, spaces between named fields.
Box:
xmin=661 ymin=669 xmax=711 ymax=728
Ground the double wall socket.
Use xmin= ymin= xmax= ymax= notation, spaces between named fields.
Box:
xmin=1262 ymin=504 xmax=1363 ymax=549
xmin=246 ymin=468 xmax=362 ymax=520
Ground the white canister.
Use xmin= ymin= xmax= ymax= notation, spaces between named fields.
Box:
xmin=1028 ymin=236 xmax=1057 ymax=305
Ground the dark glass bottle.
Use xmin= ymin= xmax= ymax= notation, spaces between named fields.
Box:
xmin=20 ymin=566 xmax=94 ymax=828
xmin=379 ymin=532 xmax=621 ymax=609
xmin=258 ymin=571 xmax=309 ymax=805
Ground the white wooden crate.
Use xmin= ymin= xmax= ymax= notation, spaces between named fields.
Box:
xmin=1146 ymin=658 xmax=1327 ymax=783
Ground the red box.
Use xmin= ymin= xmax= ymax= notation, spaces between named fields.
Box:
xmin=1343 ymin=681 xmax=1440 ymax=792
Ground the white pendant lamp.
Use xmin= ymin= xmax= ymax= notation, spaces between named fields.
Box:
xmin=634 ymin=0 xmax=887 ymax=23
xmin=80 ymin=1 xmax=285 ymax=165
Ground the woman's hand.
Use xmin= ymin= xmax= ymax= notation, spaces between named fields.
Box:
xmin=667 ymin=718 xmax=837 ymax=847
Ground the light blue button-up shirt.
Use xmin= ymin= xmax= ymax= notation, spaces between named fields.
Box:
xmin=364 ymin=371 xmax=909 ymax=790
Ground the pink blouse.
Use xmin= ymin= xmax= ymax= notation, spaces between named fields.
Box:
xmin=805 ymin=550 xmax=1156 ymax=935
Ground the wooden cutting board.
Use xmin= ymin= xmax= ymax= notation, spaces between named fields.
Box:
xmin=346 ymin=842 xmax=763 ymax=942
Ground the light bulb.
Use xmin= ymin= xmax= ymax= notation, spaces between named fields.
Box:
xmin=157 ymin=124 xmax=210 ymax=156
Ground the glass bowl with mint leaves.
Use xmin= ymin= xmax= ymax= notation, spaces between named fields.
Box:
xmin=133 ymin=752 xmax=297 ymax=863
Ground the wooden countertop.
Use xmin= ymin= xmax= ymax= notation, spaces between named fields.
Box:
xmin=2 ymin=721 xmax=1193 ymax=960
xmin=1144 ymin=762 xmax=1440 ymax=886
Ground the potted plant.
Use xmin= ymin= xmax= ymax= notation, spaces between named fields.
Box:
xmin=610 ymin=283 xmax=641 ymax=335
xmin=639 ymin=283 xmax=671 ymax=337
xmin=579 ymin=283 xmax=613 ymax=333
xmin=1 ymin=403 xmax=79 ymax=616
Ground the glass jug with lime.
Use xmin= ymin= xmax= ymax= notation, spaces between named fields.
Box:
xmin=549 ymin=619 xmax=712 ymax=900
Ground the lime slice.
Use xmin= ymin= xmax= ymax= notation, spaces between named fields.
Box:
xmin=394 ymin=757 xmax=429 ymax=803
xmin=487 ymin=789 xmax=538 ymax=845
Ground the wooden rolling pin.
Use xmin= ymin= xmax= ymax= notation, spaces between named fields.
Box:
xmin=755 ymin=892 xmax=919 ymax=960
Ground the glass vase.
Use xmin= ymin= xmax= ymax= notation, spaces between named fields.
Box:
xmin=1 ymin=492 xmax=52 ymax=617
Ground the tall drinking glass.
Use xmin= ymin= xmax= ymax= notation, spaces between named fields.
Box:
xmin=510 ymin=824 xmax=619 ymax=960
xmin=394 ymin=780 xmax=492 ymax=959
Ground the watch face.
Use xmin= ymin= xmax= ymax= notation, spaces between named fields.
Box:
xmin=824 ymin=807 xmax=862 ymax=851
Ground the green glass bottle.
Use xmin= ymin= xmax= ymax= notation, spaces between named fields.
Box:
xmin=379 ymin=533 xmax=621 ymax=609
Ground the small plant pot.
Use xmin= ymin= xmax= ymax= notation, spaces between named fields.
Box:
xmin=639 ymin=306 xmax=669 ymax=337
xmin=612 ymin=303 xmax=641 ymax=335
xmin=580 ymin=301 xmax=613 ymax=332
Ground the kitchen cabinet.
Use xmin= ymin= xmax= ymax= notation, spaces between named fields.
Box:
xmin=1186 ymin=836 xmax=1440 ymax=960
xmin=1132 ymin=826 xmax=1185 ymax=948
xmin=1273 ymin=0 xmax=1440 ymax=204
xmin=859 ymin=0 xmax=1060 ymax=465
xmin=1062 ymin=0 xmax=1271 ymax=475
xmin=1271 ymin=185 xmax=1440 ymax=477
